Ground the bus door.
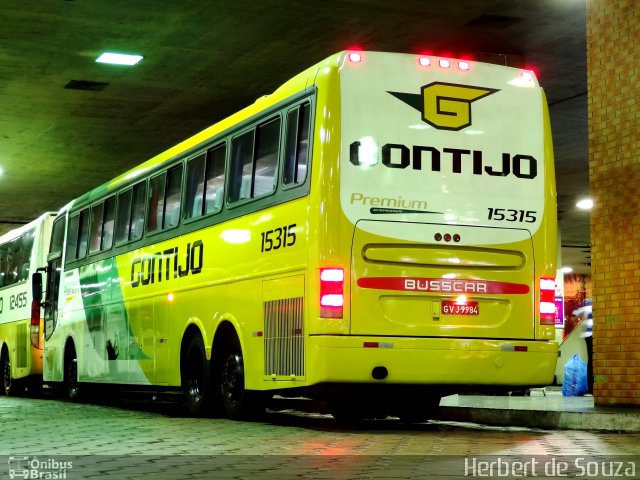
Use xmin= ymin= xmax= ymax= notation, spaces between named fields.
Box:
xmin=43 ymin=216 xmax=66 ymax=342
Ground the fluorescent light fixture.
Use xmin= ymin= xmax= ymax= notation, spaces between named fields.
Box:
xmin=561 ymin=266 xmax=573 ymax=274
xmin=96 ymin=52 xmax=143 ymax=66
xmin=576 ymin=198 xmax=594 ymax=210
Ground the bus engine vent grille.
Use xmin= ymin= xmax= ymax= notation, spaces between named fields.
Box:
xmin=16 ymin=324 xmax=27 ymax=368
xmin=264 ymin=297 xmax=304 ymax=377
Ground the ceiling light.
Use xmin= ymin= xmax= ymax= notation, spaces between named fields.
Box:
xmin=561 ymin=266 xmax=573 ymax=273
xmin=96 ymin=52 xmax=143 ymax=66
xmin=0 ymin=166 xmax=3 ymax=176
xmin=576 ymin=198 xmax=594 ymax=210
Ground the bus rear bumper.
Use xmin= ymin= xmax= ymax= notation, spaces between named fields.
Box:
xmin=307 ymin=335 xmax=558 ymax=389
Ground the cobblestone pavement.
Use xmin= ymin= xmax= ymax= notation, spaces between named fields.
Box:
xmin=1 ymin=395 xmax=639 ymax=478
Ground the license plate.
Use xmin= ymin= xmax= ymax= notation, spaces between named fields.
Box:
xmin=441 ymin=301 xmax=479 ymax=315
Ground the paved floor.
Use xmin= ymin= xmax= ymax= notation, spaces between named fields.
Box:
xmin=438 ymin=388 xmax=640 ymax=432
xmin=0 ymin=394 xmax=638 ymax=479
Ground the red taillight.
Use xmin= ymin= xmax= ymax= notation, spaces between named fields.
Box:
xmin=31 ymin=300 xmax=40 ymax=326
xmin=539 ymin=277 xmax=556 ymax=325
xmin=320 ymin=268 xmax=344 ymax=318
xmin=31 ymin=300 xmax=41 ymax=348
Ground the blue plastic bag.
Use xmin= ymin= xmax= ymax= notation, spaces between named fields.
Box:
xmin=562 ymin=354 xmax=588 ymax=396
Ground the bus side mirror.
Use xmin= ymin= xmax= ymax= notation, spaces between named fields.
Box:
xmin=32 ymin=272 xmax=43 ymax=303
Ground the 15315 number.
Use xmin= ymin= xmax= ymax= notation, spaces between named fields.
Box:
xmin=488 ymin=208 xmax=537 ymax=223
xmin=261 ymin=224 xmax=297 ymax=252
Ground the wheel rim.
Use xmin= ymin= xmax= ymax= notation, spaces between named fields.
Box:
xmin=221 ymin=352 xmax=244 ymax=407
xmin=67 ymin=357 xmax=78 ymax=398
xmin=2 ymin=355 xmax=11 ymax=393
xmin=186 ymin=349 xmax=203 ymax=406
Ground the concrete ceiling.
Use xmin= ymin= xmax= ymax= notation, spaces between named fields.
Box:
xmin=0 ymin=0 xmax=590 ymax=273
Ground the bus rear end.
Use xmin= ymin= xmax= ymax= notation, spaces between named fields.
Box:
xmin=308 ymin=51 xmax=557 ymax=415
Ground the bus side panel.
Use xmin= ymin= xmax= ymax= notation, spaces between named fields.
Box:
xmin=0 ymin=213 xmax=54 ymax=384
xmin=106 ymin=196 xmax=310 ymax=389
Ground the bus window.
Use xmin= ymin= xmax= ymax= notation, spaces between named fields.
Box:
xmin=0 ymin=245 xmax=6 ymax=287
xmin=229 ymin=118 xmax=280 ymax=203
xmin=283 ymin=102 xmax=310 ymax=185
xmin=89 ymin=202 xmax=105 ymax=254
xmin=148 ymin=165 xmax=182 ymax=231
xmin=66 ymin=214 xmax=79 ymax=261
xmin=204 ymin=144 xmax=226 ymax=214
xmin=0 ymin=232 xmax=34 ymax=285
xmin=164 ymin=164 xmax=183 ymax=229
xmin=115 ymin=189 xmax=133 ymax=244
xmin=17 ymin=231 xmax=34 ymax=281
xmin=229 ymin=130 xmax=255 ymax=203
xmin=77 ymin=209 xmax=89 ymax=260
xmin=130 ymin=182 xmax=146 ymax=241
xmin=102 ymin=196 xmax=115 ymax=250
xmin=148 ymin=172 xmax=166 ymax=233
xmin=185 ymin=153 xmax=206 ymax=220
xmin=254 ymin=118 xmax=280 ymax=196
xmin=50 ymin=216 xmax=65 ymax=256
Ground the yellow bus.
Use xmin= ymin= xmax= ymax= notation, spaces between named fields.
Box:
xmin=33 ymin=51 xmax=558 ymax=421
xmin=1 ymin=212 xmax=55 ymax=395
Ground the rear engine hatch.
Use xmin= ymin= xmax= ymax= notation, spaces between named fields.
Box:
xmin=351 ymin=220 xmax=535 ymax=339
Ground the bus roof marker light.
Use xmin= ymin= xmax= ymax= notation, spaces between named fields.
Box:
xmin=418 ymin=56 xmax=431 ymax=67
xmin=522 ymin=70 xmax=534 ymax=82
xmin=348 ymin=52 xmax=362 ymax=63
xmin=458 ymin=61 xmax=470 ymax=71
xmin=439 ymin=59 xmax=451 ymax=68
xmin=96 ymin=52 xmax=143 ymax=66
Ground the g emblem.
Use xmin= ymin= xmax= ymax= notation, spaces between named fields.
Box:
xmin=389 ymin=82 xmax=499 ymax=131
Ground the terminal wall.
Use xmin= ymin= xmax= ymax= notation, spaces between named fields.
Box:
xmin=587 ymin=0 xmax=640 ymax=405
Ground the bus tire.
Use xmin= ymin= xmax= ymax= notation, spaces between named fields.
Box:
xmin=182 ymin=334 xmax=211 ymax=416
xmin=217 ymin=336 xmax=265 ymax=420
xmin=1 ymin=348 xmax=22 ymax=396
xmin=398 ymin=395 xmax=440 ymax=424
xmin=64 ymin=343 xmax=81 ymax=402
xmin=329 ymin=399 xmax=388 ymax=423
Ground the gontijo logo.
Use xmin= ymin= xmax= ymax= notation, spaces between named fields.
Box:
xmin=389 ymin=82 xmax=499 ymax=131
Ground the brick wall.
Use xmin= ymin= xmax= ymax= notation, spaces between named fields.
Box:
xmin=587 ymin=0 xmax=640 ymax=405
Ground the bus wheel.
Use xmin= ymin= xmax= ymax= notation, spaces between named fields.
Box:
xmin=182 ymin=335 xmax=211 ymax=416
xmin=329 ymin=401 xmax=365 ymax=424
xmin=329 ymin=399 xmax=388 ymax=423
xmin=398 ymin=395 xmax=441 ymax=424
xmin=64 ymin=345 xmax=80 ymax=402
xmin=218 ymin=337 xmax=265 ymax=420
xmin=1 ymin=349 xmax=21 ymax=396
